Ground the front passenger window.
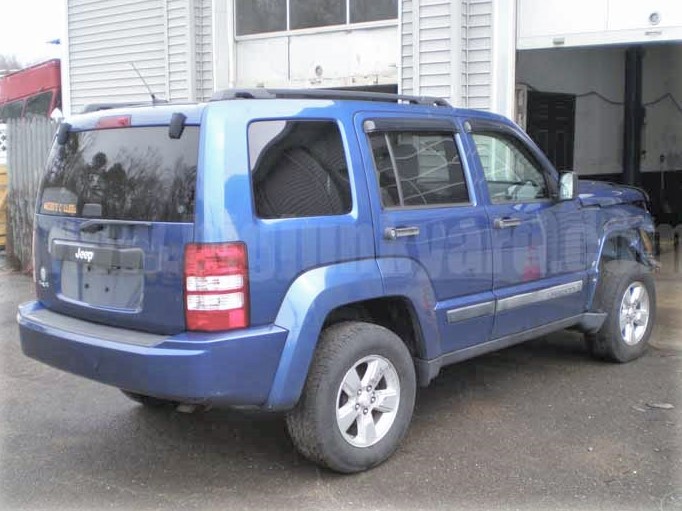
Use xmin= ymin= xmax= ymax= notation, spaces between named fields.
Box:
xmin=472 ymin=132 xmax=549 ymax=203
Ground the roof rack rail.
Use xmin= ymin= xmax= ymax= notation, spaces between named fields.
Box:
xmin=210 ymin=88 xmax=451 ymax=107
xmin=82 ymin=100 xmax=169 ymax=113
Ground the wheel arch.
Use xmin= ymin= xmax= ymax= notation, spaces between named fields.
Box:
xmin=323 ymin=296 xmax=427 ymax=360
xmin=588 ymin=220 xmax=657 ymax=311
xmin=265 ymin=258 xmax=439 ymax=411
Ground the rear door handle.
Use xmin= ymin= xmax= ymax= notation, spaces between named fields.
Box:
xmin=384 ymin=226 xmax=420 ymax=240
xmin=493 ymin=217 xmax=522 ymax=229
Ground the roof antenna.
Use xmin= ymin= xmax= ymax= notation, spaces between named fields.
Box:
xmin=130 ymin=62 xmax=158 ymax=105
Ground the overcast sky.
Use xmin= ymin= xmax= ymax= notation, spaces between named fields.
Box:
xmin=0 ymin=0 xmax=65 ymax=65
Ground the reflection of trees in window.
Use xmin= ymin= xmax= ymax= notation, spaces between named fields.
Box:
xmin=236 ymin=0 xmax=286 ymax=35
xmin=166 ymin=160 xmax=197 ymax=219
xmin=39 ymin=128 xmax=198 ymax=222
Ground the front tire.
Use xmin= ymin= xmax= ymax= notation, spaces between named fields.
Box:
xmin=587 ymin=260 xmax=656 ymax=362
xmin=286 ymin=321 xmax=416 ymax=473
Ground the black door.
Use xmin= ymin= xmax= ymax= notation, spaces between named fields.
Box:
xmin=527 ymin=91 xmax=576 ymax=172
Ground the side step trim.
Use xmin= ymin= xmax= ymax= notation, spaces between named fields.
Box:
xmin=415 ymin=312 xmax=606 ymax=386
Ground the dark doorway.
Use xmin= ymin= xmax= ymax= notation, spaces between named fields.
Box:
xmin=527 ymin=91 xmax=576 ymax=171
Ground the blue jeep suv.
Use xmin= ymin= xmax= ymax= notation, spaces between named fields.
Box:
xmin=18 ymin=89 xmax=657 ymax=473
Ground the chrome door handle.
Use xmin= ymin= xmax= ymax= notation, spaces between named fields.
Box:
xmin=493 ymin=217 xmax=522 ymax=229
xmin=384 ymin=226 xmax=420 ymax=240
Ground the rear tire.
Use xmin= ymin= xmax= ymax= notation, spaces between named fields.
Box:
xmin=121 ymin=390 xmax=178 ymax=408
xmin=587 ymin=260 xmax=656 ymax=362
xmin=286 ymin=321 xmax=416 ymax=473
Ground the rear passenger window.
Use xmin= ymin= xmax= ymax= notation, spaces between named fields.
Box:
xmin=249 ymin=120 xmax=352 ymax=218
xmin=368 ymin=131 xmax=469 ymax=207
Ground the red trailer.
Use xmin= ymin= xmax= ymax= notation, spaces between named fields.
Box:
xmin=0 ymin=59 xmax=61 ymax=120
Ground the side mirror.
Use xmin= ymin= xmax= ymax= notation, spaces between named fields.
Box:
xmin=559 ymin=171 xmax=578 ymax=201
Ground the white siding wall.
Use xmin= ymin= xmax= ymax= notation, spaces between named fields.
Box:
xmin=401 ymin=0 xmax=493 ymax=109
xmin=68 ymin=0 xmax=167 ymax=113
xmin=401 ymin=0 xmax=414 ymax=94
xmin=417 ymin=0 xmax=453 ymax=98
xmin=194 ymin=0 xmax=214 ymax=101
xmin=167 ymin=0 xmax=190 ymax=102
xmin=66 ymin=0 xmax=214 ymax=113
xmin=401 ymin=0 xmax=454 ymax=99
xmin=462 ymin=0 xmax=492 ymax=110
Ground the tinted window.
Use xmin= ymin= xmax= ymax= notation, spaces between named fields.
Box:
xmin=249 ymin=120 xmax=352 ymax=218
xmin=236 ymin=0 xmax=287 ymax=35
xmin=39 ymin=127 xmax=199 ymax=222
xmin=1 ymin=100 xmax=24 ymax=120
xmin=369 ymin=131 xmax=469 ymax=207
xmin=472 ymin=132 xmax=549 ymax=203
xmin=290 ymin=0 xmax=346 ymax=30
xmin=351 ymin=0 xmax=397 ymax=23
xmin=25 ymin=92 xmax=53 ymax=117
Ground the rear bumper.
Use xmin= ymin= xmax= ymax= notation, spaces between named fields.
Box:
xmin=17 ymin=301 xmax=288 ymax=407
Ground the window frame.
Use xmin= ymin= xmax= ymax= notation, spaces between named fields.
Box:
xmin=467 ymin=120 xmax=559 ymax=205
xmin=247 ymin=118 xmax=355 ymax=220
xmin=365 ymin=121 xmax=473 ymax=211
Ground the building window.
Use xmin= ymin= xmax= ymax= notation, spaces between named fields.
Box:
xmin=236 ymin=0 xmax=287 ymax=36
xmin=369 ymin=131 xmax=470 ymax=208
xmin=290 ymin=0 xmax=346 ymax=30
xmin=249 ymin=120 xmax=352 ymax=218
xmin=236 ymin=0 xmax=398 ymax=37
xmin=351 ymin=0 xmax=397 ymax=23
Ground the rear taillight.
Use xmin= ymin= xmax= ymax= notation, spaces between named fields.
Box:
xmin=184 ymin=243 xmax=249 ymax=332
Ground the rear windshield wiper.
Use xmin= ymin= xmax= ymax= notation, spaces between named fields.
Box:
xmin=80 ymin=219 xmax=153 ymax=233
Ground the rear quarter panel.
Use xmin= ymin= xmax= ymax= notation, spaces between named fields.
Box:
xmin=197 ymin=101 xmax=377 ymax=327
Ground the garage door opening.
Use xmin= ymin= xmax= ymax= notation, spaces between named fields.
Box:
xmin=516 ymin=43 xmax=682 ymax=225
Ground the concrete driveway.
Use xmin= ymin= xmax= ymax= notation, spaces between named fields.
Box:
xmin=0 ymin=267 xmax=680 ymax=511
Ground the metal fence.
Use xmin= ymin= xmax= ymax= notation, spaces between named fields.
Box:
xmin=6 ymin=117 xmax=57 ymax=270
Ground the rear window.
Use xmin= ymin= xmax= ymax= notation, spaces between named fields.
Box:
xmin=39 ymin=126 xmax=199 ymax=222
